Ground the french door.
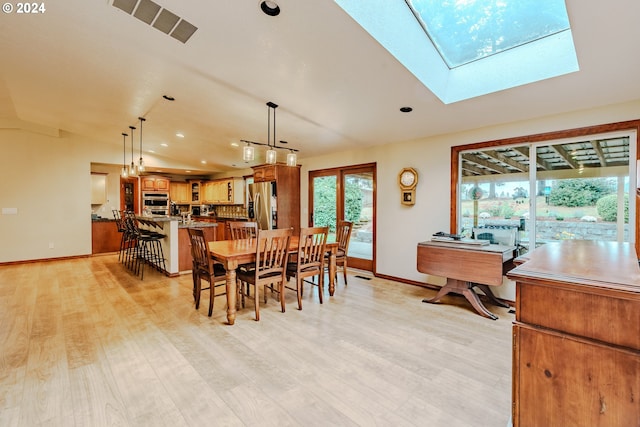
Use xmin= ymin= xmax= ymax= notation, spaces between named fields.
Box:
xmin=309 ymin=163 xmax=376 ymax=272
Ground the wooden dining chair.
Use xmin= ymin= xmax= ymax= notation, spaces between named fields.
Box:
xmin=286 ymin=226 xmax=329 ymax=309
xmin=332 ymin=220 xmax=353 ymax=285
xmin=236 ymin=228 xmax=292 ymax=321
xmin=228 ymin=221 xmax=258 ymax=240
xmin=188 ymin=228 xmax=227 ymax=317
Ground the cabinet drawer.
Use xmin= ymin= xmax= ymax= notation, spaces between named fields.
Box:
xmin=517 ymin=282 xmax=640 ymax=350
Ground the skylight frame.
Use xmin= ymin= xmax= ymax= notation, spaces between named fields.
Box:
xmin=334 ymin=0 xmax=579 ymax=103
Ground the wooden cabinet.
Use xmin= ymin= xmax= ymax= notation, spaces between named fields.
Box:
xmin=507 ymin=240 xmax=640 ymax=427
xmin=141 ymin=176 xmax=170 ymax=192
xmin=91 ymin=220 xmax=121 ymax=254
xmin=170 ymin=182 xmax=190 ymax=204
xmin=252 ymin=163 xmax=300 ymax=232
xmin=201 ymin=178 xmax=245 ymax=204
xmin=190 ymin=181 xmax=201 ymax=203
xmin=253 ymin=165 xmax=278 ymax=182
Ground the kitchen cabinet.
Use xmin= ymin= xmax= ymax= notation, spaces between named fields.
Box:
xmin=90 ymin=173 xmax=107 ymax=205
xmin=507 ymin=240 xmax=640 ymax=427
xmin=252 ymin=163 xmax=300 ymax=232
xmin=141 ymin=176 xmax=170 ymax=192
xmin=190 ymin=181 xmax=201 ymax=203
xmin=91 ymin=220 xmax=121 ymax=254
xmin=201 ymin=178 xmax=245 ymax=204
xmin=170 ymin=182 xmax=190 ymax=204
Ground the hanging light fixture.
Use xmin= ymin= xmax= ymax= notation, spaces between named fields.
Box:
xmin=138 ymin=117 xmax=146 ymax=172
xmin=129 ymin=125 xmax=137 ymax=176
xmin=286 ymin=150 xmax=297 ymax=166
xmin=243 ymin=141 xmax=255 ymax=162
xmin=240 ymin=101 xmax=299 ymax=166
xmin=121 ymin=132 xmax=129 ymax=178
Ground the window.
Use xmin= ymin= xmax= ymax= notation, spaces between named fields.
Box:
xmin=452 ymin=121 xmax=639 ymax=252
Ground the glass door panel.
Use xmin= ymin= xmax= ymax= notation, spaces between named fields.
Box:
xmin=311 ymin=175 xmax=338 ymax=238
xmin=344 ymin=171 xmax=373 ymax=265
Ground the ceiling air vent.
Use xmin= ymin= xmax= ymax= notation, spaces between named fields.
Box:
xmin=112 ymin=0 xmax=198 ymax=44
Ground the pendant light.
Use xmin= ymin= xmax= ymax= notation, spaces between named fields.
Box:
xmin=286 ymin=150 xmax=297 ymax=166
xmin=265 ymin=101 xmax=277 ymax=164
xmin=243 ymin=142 xmax=255 ymax=162
xmin=121 ymin=132 xmax=129 ymax=178
xmin=129 ymin=125 xmax=137 ymax=176
xmin=138 ymin=117 xmax=146 ymax=172
xmin=240 ymin=101 xmax=299 ymax=165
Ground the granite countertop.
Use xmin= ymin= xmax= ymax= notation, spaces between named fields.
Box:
xmin=178 ymin=221 xmax=218 ymax=228
xmin=91 ymin=217 xmax=115 ymax=222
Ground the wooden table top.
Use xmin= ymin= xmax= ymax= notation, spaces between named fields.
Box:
xmin=508 ymin=240 xmax=640 ymax=292
xmin=208 ymin=236 xmax=338 ymax=260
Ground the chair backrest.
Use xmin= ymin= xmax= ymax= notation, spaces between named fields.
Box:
xmin=229 ymin=221 xmax=258 ymax=240
xmin=187 ymin=228 xmax=214 ymax=274
xmin=254 ymin=228 xmax=292 ymax=278
xmin=336 ymin=221 xmax=353 ymax=252
xmin=297 ymin=226 xmax=329 ymax=270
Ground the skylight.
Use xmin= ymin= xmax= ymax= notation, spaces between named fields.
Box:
xmin=408 ymin=0 xmax=571 ymax=68
xmin=335 ymin=0 xmax=579 ymax=103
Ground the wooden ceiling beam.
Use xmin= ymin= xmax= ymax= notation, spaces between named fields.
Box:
xmin=550 ymin=144 xmax=581 ymax=169
xmin=461 ymin=153 xmax=510 ymax=174
xmin=483 ymin=149 xmax=529 ymax=172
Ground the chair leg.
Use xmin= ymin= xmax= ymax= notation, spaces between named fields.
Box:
xmin=342 ymin=260 xmax=348 ymax=285
xmin=254 ymin=284 xmax=260 ymax=321
xmin=195 ymin=276 xmax=201 ymax=310
xmin=208 ymin=285 xmax=214 ymax=317
xmin=296 ymin=277 xmax=303 ymax=310
xmin=279 ymin=281 xmax=286 ymax=313
xmin=318 ymin=273 xmax=324 ymax=304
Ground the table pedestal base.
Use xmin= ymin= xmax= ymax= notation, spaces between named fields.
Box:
xmin=422 ymin=278 xmax=509 ymax=320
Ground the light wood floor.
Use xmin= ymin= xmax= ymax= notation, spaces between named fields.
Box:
xmin=0 ymin=254 xmax=513 ymax=427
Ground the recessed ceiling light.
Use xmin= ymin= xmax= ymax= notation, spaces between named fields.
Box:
xmin=160 ymin=143 xmax=168 ymax=147
xmin=185 ymin=170 xmax=192 ymax=173
xmin=148 ymin=150 xmax=156 ymax=153
xmin=163 ymin=95 xmax=175 ymax=101
xmin=176 ymin=132 xmax=184 ymax=138
xmin=201 ymin=160 xmax=207 ymax=164
xmin=260 ymin=1 xmax=280 ymax=16
xmin=231 ymin=142 xmax=239 ymax=147
xmin=400 ymin=107 xmax=413 ymax=113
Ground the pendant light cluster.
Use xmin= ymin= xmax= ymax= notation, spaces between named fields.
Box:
xmin=241 ymin=101 xmax=299 ymax=166
xmin=120 ymin=117 xmax=147 ymax=178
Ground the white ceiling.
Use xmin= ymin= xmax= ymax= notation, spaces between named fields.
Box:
xmin=1 ymin=0 xmax=639 ymax=174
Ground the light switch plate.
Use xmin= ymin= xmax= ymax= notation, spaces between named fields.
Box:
xmin=2 ymin=208 xmax=18 ymax=215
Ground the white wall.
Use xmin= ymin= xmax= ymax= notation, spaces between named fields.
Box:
xmin=299 ymin=100 xmax=640 ymax=300
xmin=2 ymin=101 xmax=639 ymax=301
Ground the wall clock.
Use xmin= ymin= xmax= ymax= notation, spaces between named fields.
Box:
xmin=398 ymin=167 xmax=418 ymax=205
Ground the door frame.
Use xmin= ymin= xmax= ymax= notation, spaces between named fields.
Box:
xmin=308 ymin=162 xmax=376 ymax=273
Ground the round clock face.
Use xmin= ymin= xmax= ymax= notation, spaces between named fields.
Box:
xmin=400 ymin=170 xmax=416 ymax=187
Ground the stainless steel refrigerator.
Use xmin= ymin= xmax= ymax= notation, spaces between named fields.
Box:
xmin=248 ymin=182 xmax=276 ymax=230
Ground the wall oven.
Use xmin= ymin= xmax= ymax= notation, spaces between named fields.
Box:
xmin=142 ymin=192 xmax=169 ymax=215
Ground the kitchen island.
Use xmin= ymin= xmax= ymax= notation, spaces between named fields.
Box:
xmin=137 ymin=216 xmax=217 ymax=276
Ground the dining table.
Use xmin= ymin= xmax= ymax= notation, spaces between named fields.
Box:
xmin=208 ymin=236 xmax=339 ymax=325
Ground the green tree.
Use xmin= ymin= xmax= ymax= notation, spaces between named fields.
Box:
xmin=548 ymin=178 xmax=614 ymax=207
xmin=596 ymin=194 xmax=629 ymax=222
xmin=312 ymin=176 xmax=363 ymax=232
